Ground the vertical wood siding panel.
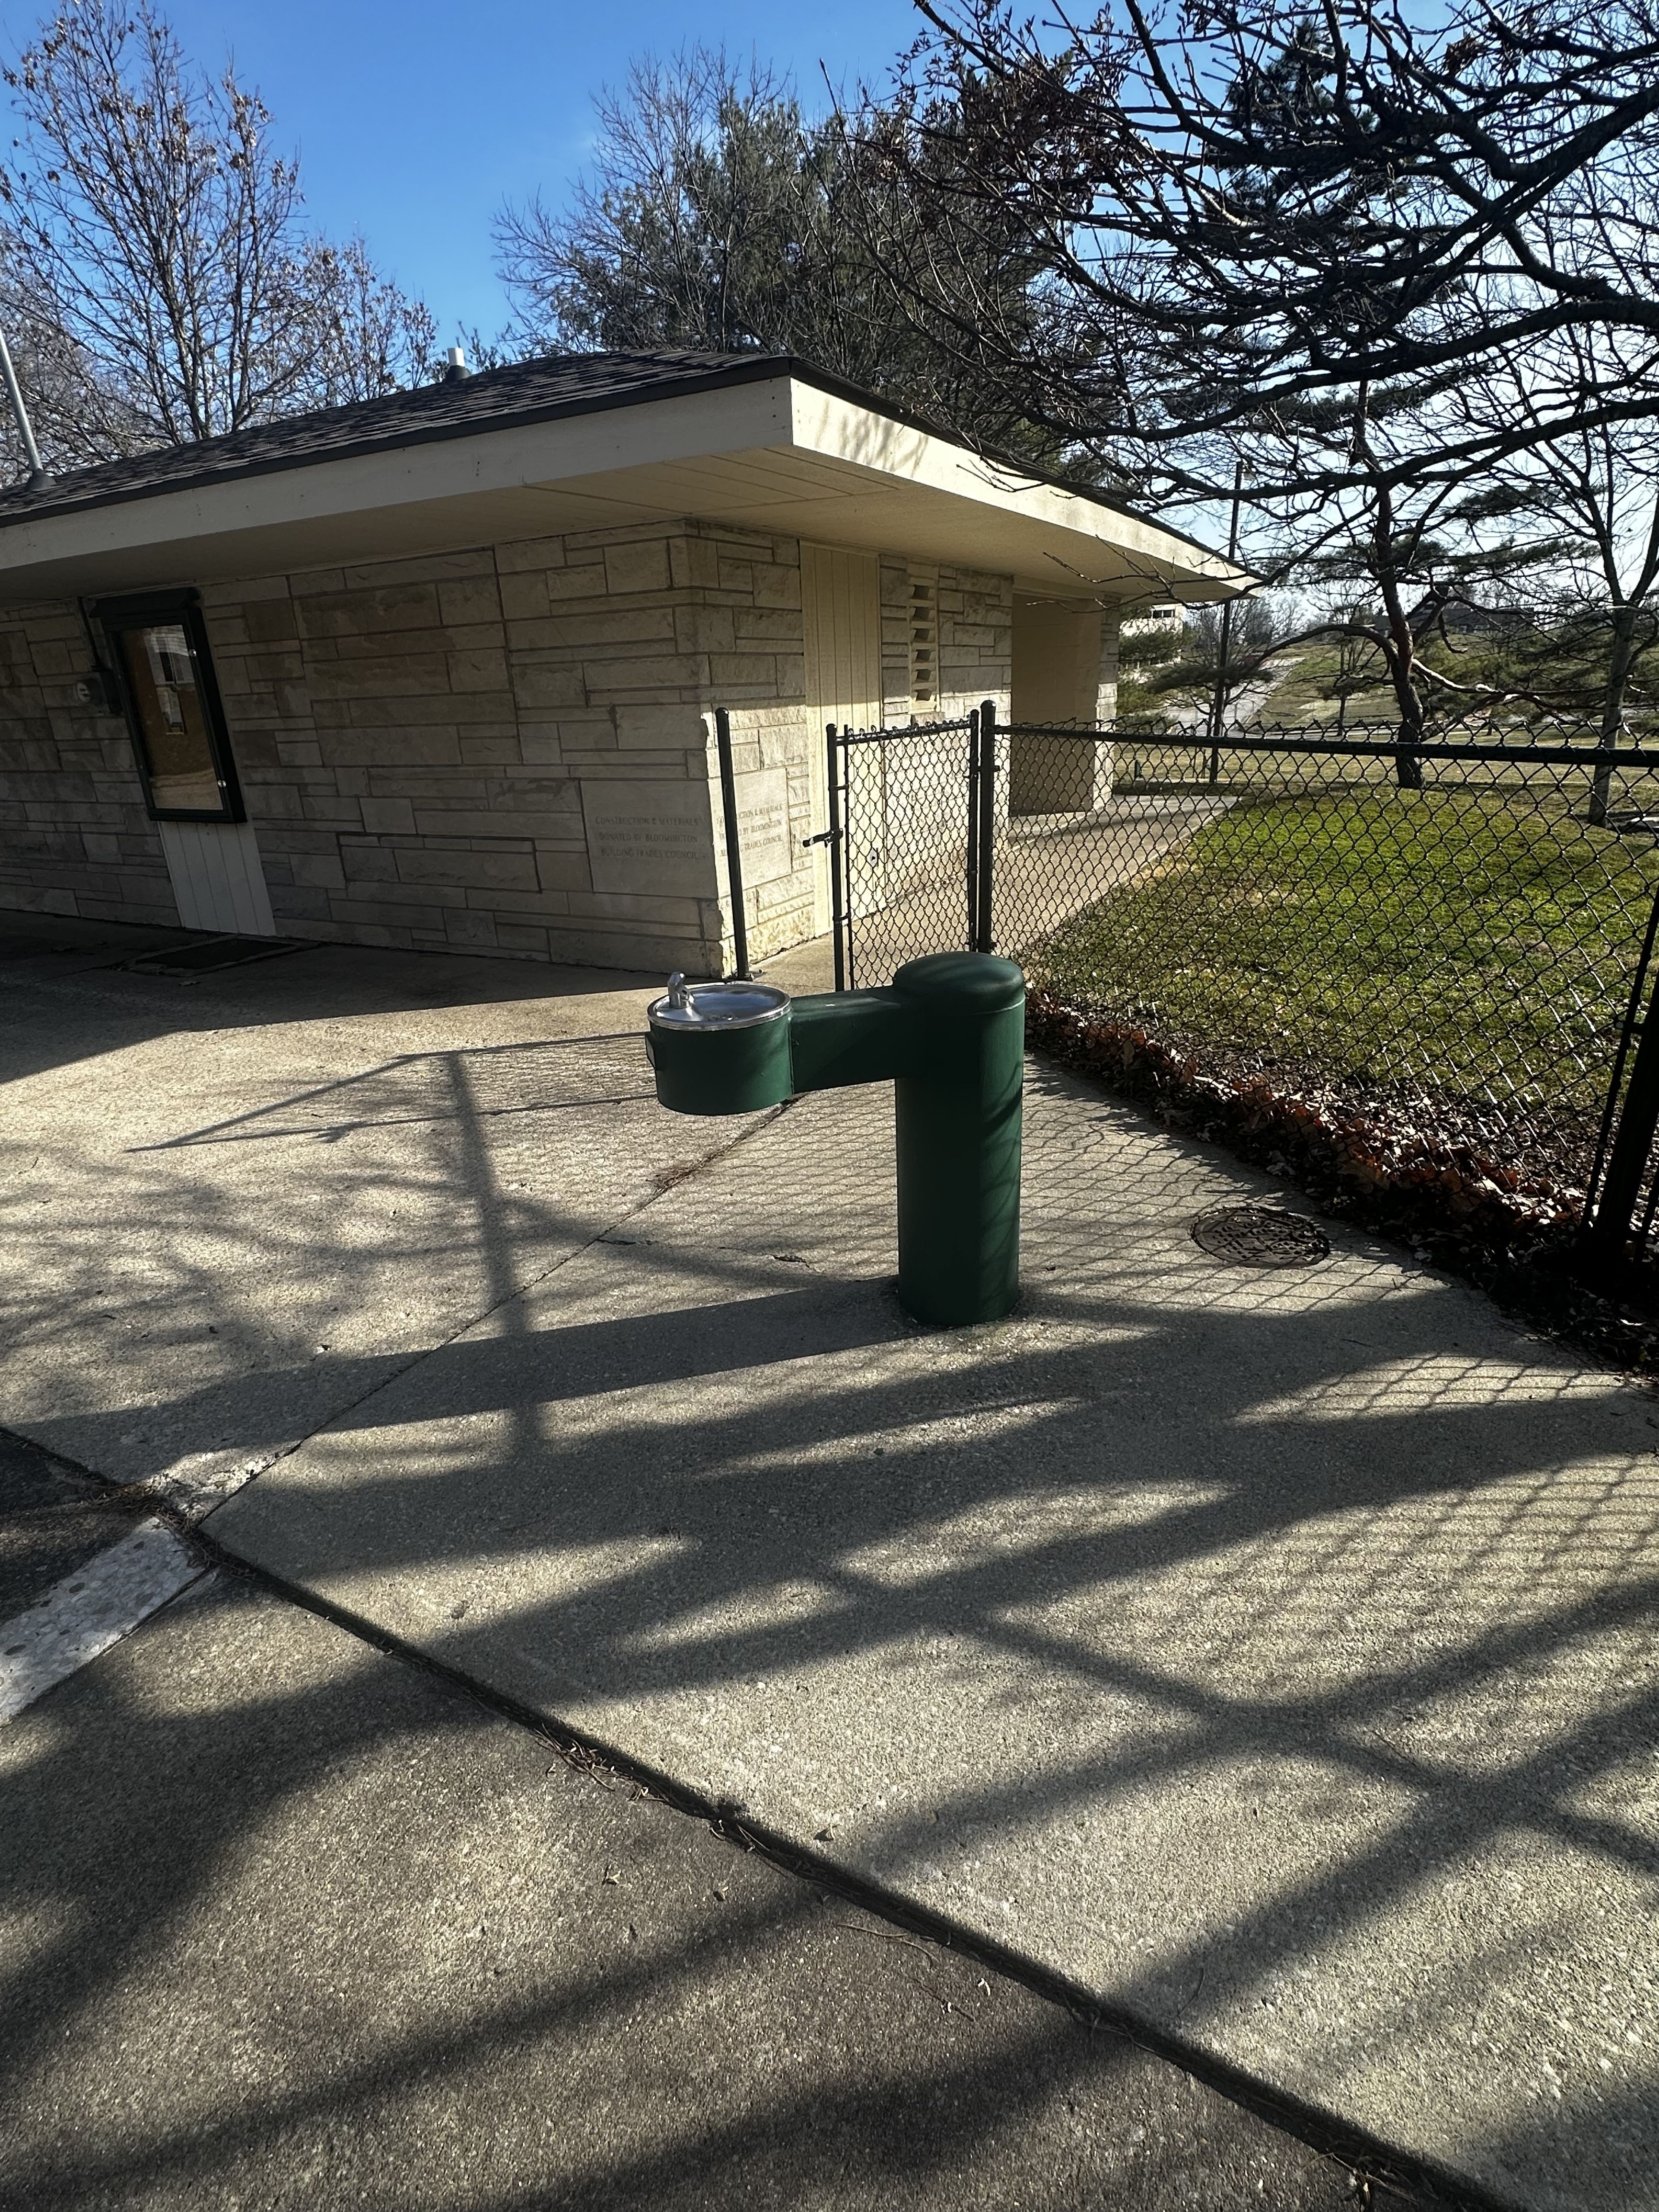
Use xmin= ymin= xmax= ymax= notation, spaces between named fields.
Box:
xmin=801 ymin=544 xmax=883 ymax=921
xmin=801 ymin=545 xmax=880 ymax=730
xmin=198 ymin=826 xmax=235 ymax=925
xmin=229 ymin=825 xmax=278 ymax=934
xmin=801 ymin=544 xmax=882 ymax=932
xmin=157 ymin=821 xmax=276 ymax=936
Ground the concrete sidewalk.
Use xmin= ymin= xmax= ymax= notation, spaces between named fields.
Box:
xmin=3 ymin=915 xmax=1655 ymax=2209
xmin=210 ymin=1074 xmax=1659 ymax=2212
xmin=1 ymin=1558 xmax=1360 ymax=2211
xmin=0 ymin=913 xmax=762 ymax=1507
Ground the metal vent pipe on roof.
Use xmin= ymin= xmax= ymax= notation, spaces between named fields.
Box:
xmin=0 ymin=325 xmax=51 ymax=489
xmin=443 ymin=346 xmax=470 ymax=383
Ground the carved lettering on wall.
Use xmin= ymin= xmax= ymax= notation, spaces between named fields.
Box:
xmin=730 ymin=768 xmax=795 ymax=885
xmin=582 ymin=780 xmax=716 ymax=898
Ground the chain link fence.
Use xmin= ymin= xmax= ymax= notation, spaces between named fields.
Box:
xmin=835 ymin=715 xmax=979 ymax=990
xmin=1011 ymin=724 xmax=1659 ymax=1198
xmin=825 ymin=711 xmax=1659 ymax=1228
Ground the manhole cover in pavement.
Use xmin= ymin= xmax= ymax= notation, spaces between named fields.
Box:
xmin=1190 ymin=1205 xmax=1331 ymax=1268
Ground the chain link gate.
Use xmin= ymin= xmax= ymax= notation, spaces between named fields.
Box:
xmin=816 ymin=705 xmax=1659 ymax=1273
xmin=821 ymin=706 xmax=992 ymax=991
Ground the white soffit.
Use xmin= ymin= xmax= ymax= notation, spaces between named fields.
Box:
xmin=0 ymin=374 xmax=1241 ymax=604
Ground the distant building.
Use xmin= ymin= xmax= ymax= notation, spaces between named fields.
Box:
xmin=1120 ymin=601 xmax=1182 ymax=637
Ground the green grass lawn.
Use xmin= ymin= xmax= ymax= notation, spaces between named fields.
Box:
xmin=1025 ymin=784 xmax=1659 ymax=1148
xmin=1121 ymin=636 xmax=1659 ymax=736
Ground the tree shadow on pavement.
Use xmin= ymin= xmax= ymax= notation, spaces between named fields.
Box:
xmin=1 ymin=973 xmax=1653 ymax=2210
xmin=0 ymin=1573 xmax=1368 ymax=2212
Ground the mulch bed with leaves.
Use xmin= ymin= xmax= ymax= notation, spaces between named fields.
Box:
xmin=1027 ymin=988 xmax=1659 ymax=1378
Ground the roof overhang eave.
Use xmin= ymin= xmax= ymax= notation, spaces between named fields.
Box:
xmin=0 ymin=373 xmax=1248 ymax=604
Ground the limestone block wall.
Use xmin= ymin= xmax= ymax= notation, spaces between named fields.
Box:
xmin=661 ymin=551 xmax=1015 ymax=971
xmin=202 ymin=523 xmax=804 ymax=975
xmin=0 ymin=525 xmax=1017 ymax=976
xmin=936 ymin=565 xmax=1014 ymax=720
xmin=867 ymin=557 xmax=1016 ymax=903
xmin=1097 ymin=608 xmax=1122 ymax=722
xmin=706 ymin=698 xmax=820 ymax=966
xmin=878 ymin=557 xmax=1012 ymax=724
xmin=0 ymin=605 xmax=177 ymax=924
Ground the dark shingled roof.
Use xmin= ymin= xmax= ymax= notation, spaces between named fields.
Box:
xmin=0 ymin=346 xmax=1161 ymax=540
xmin=0 ymin=350 xmax=816 ymax=528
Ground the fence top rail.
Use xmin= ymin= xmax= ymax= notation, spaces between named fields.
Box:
xmin=836 ymin=715 xmax=977 ymax=745
xmin=999 ymin=722 xmax=1659 ymax=769
xmin=804 ymin=704 xmax=1659 ymax=768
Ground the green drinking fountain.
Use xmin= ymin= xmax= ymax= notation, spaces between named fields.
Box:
xmin=646 ymin=950 xmax=1024 ymax=1327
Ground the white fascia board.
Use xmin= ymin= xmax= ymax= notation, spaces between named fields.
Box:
xmin=785 ymin=382 xmax=1243 ymax=594
xmin=0 ymin=369 xmax=1243 ymax=601
xmin=0 ymin=379 xmax=800 ymax=588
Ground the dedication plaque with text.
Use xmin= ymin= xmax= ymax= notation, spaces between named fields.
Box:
xmin=730 ymin=768 xmax=795 ymax=885
xmin=582 ymin=780 xmax=718 ymax=899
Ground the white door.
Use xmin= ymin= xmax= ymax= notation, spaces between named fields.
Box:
xmin=157 ymin=819 xmax=277 ymax=937
xmin=802 ymin=544 xmax=883 ymax=928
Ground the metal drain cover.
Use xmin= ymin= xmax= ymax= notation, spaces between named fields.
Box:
xmin=125 ymin=934 xmax=308 ymax=976
xmin=1191 ymin=1205 xmax=1331 ymax=1268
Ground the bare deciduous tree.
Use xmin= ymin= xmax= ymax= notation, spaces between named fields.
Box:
xmin=844 ymin=0 xmax=1659 ymax=753
xmin=1453 ymin=318 xmax=1659 ymax=741
xmin=302 ymin=235 xmax=439 ymax=410
xmin=885 ymin=0 xmax=1659 ymax=503
xmin=0 ymin=1 xmax=436 ymax=464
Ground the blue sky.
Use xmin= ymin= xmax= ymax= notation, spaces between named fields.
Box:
xmin=6 ymin=0 xmax=928 ymax=344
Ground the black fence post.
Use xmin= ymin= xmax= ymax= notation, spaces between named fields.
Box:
xmin=826 ymin=721 xmax=847 ymax=994
xmin=713 ymin=706 xmax=750 ymax=981
xmin=1586 ymin=1012 xmax=1659 ymax=1265
xmin=976 ymin=699 xmax=998 ymax=952
xmin=1585 ymin=883 xmax=1659 ymax=1266
xmin=965 ymin=707 xmax=982 ymax=953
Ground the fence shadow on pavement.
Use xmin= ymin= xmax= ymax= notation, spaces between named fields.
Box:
xmin=49 ymin=1071 xmax=1654 ymax=2211
xmin=3 ymin=940 xmax=1656 ymax=2208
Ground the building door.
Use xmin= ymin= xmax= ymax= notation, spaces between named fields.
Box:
xmin=802 ymin=544 xmax=882 ymax=929
xmin=101 ymin=593 xmax=277 ymax=937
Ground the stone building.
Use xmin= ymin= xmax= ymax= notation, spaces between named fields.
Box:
xmin=0 ymin=351 xmax=1241 ymax=975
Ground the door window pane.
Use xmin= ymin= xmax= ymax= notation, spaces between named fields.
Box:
xmin=117 ymin=621 xmax=226 ymax=814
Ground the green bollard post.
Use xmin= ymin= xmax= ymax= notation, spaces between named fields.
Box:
xmin=645 ymin=950 xmax=1024 ymax=1326
xmin=890 ymin=953 xmax=1024 ymax=1326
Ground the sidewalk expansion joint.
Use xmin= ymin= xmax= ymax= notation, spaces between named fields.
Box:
xmin=184 ymin=1519 xmax=1495 ymax=2212
xmin=0 ymin=1106 xmax=788 ymax=1715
